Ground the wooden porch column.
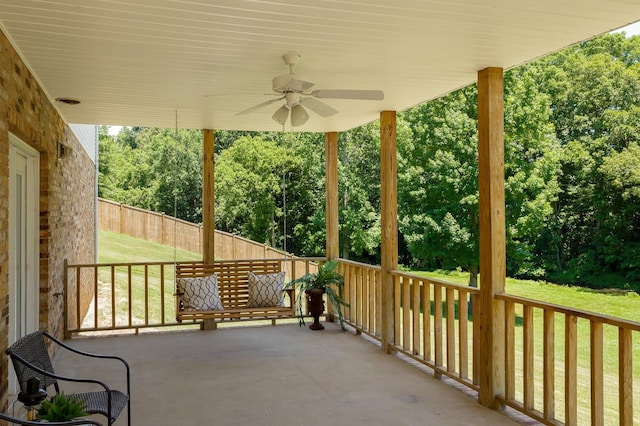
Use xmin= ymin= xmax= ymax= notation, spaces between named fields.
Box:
xmin=325 ymin=132 xmax=339 ymax=259
xmin=202 ymin=129 xmax=215 ymax=264
xmin=380 ymin=111 xmax=398 ymax=353
xmin=477 ymin=67 xmax=506 ymax=408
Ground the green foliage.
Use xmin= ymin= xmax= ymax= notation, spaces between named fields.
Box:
xmin=285 ymin=260 xmax=349 ymax=330
xmin=399 ymin=87 xmax=480 ymax=282
xmin=38 ymin=393 xmax=88 ymax=421
xmin=215 ymin=135 xmax=296 ymax=246
xmin=337 ymin=123 xmax=382 ymax=261
xmin=98 ymin=127 xmax=203 ymax=223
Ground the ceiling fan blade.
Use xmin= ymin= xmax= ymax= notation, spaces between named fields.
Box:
xmin=310 ymin=89 xmax=384 ymax=101
xmin=272 ymin=105 xmax=290 ymax=125
xmin=299 ymin=97 xmax=338 ymax=117
xmin=236 ymin=97 xmax=284 ymax=115
xmin=290 ymin=104 xmax=309 ymax=127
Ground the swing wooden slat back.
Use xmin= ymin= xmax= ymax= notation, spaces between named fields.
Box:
xmin=175 ymin=259 xmax=296 ymax=325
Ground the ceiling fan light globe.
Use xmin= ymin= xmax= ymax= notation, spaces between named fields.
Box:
xmin=272 ymin=105 xmax=290 ymax=125
xmin=291 ymin=104 xmax=309 ymax=127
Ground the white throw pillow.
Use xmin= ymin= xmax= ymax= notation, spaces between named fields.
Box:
xmin=177 ymin=274 xmax=223 ymax=311
xmin=247 ymin=272 xmax=286 ymax=308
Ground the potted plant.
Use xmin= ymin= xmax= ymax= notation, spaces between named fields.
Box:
xmin=38 ymin=392 xmax=88 ymax=422
xmin=285 ymin=260 xmax=349 ymax=330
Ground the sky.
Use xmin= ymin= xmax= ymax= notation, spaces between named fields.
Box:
xmin=612 ymin=21 xmax=640 ymax=36
xmin=106 ymin=21 xmax=640 ymax=136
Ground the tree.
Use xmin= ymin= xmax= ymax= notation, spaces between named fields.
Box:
xmin=536 ymin=34 xmax=640 ymax=287
xmin=215 ymin=135 xmax=301 ymax=246
xmin=399 ymin=63 xmax=561 ymax=286
xmin=399 ymin=87 xmax=481 ymax=284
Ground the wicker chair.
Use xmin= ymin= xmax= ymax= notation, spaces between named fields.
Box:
xmin=6 ymin=330 xmax=130 ymax=426
xmin=0 ymin=411 xmax=103 ymax=425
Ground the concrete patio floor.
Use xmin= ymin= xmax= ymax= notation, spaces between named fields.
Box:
xmin=53 ymin=323 xmax=523 ymax=426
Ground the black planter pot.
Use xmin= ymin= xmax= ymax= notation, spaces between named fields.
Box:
xmin=305 ymin=288 xmax=325 ymax=330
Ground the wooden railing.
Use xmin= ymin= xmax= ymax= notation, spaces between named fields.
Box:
xmin=64 ymin=256 xmax=639 ymax=425
xmin=391 ymin=270 xmax=480 ymax=389
xmin=496 ymin=293 xmax=640 ymax=426
xmin=337 ymin=262 xmax=640 ymax=424
xmin=63 ymin=257 xmax=321 ymax=337
xmin=337 ymin=260 xmax=382 ymax=339
xmin=337 ymin=261 xmax=479 ymax=390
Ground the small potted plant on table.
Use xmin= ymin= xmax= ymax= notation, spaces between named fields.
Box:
xmin=38 ymin=392 xmax=88 ymax=423
xmin=286 ymin=260 xmax=348 ymax=330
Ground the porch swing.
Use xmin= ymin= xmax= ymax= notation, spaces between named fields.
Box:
xmin=173 ymin=117 xmax=297 ymax=329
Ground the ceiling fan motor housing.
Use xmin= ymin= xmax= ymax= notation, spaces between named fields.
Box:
xmin=272 ymin=74 xmax=313 ymax=93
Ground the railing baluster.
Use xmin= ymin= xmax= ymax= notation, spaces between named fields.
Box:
xmin=459 ymin=289 xmax=469 ymax=380
xmin=364 ymin=268 xmax=369 ymax=332
xmin=394 ymin=274 xmax=401 ymax=346
xmin=75 ymin=266 xmax=81 ymax=330
xmin=412 ymin=277 xmax=421 ymax=356
xmin=434 ymin=284 xmax=443 ymax=378
xmin=160 ymin=264 xmax=166 ymax=325
xmin=543 ymin=309 xmax=555 ymax=420
xmin=402 ymin=277 xmax=411 ymax=351
xmin=423 ymin=280 xmax=431 ymax=362
xmin=565 ymin=315 xmax=577 ymax=426
xmin=111 ymin=265 xmax=115 ymax=328
xmin=128 ymin=265 xmax=133 ymax=327
xmin=356 ymin=266 xmax=363 ymax=328
xmin=619 ymin=327 xmax=633 ymax=426
xmin=590 ymin=321 xmax=604 ymax=426
xmin=505 ymin=300 xmax=515 ymax=401
xmin=93 ymin=266 xmax=99 ymax=329
xmin=375 ymin=270 xmax=382 ymax=337
xmin=144 ymin=265 xmax=149 ymax=326
xmin=473 ymin=293 xmax=480 ymax=386
xmin=446 ymin=287 xmax=455 ymax=373
xmin=523 ymin=305 xmax=534 ymax=411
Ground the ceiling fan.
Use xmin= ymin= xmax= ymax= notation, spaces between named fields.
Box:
xmin=237 ymin=53 xmax=384 ymax=127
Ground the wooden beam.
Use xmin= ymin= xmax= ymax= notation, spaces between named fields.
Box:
xmin=380 ymin=110 xmax=398 ymax=353
xmin=477 ymin=67 xmax=506 ymax=408
xmin=202 ymin=129 xmax=215 ymax=264
xmin=325 ymin=132 xmax=339 ymax=259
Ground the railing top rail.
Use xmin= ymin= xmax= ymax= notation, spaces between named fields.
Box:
xmin=65 ymin=257 xmax=327 ymax=269
xmin=336 ymin=258 xmax=382 ymax=271
xmin=390 ymin=269 xmax=481 ymax=294
xmin=65 ymin=260 xmax=179 ymax=268
xmin=497 ymin=293 xmax=640 ymax=331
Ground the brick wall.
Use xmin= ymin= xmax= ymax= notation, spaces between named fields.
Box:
xmin=0 ymin=29 xmax=97 ymax=412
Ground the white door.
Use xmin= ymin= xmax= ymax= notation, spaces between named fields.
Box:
xmin=8 ymin=134 xmax=39 ymax=395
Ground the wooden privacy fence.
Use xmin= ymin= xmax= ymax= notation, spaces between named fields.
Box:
xmin=98 ymin=198 xmax=293 ymax=259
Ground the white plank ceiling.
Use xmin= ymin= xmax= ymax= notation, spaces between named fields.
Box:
xmin=1 ymin=0 xmax=639 ymax=132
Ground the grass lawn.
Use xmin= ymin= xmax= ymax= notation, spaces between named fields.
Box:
xmin=412 ymin=269 xmax=640 ymax=322
xmin=91 ymin=231 xmax=201 ymax=328
xmin=98 ymin=230 xmax=202 ymax=263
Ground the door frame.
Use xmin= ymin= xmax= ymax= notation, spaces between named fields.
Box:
xmin=8 ymin=133 xmax=40 ymax=395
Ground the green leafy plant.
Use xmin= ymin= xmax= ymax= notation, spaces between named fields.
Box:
xmin=285 ymin=260 xmax=349 ymax=330
xmin=38 ymin=392 xmax=88 ymax=421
